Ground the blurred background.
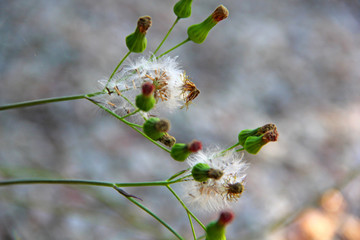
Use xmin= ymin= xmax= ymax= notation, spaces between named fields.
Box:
xmin=1 ymin=0 xmax=360 ymax=239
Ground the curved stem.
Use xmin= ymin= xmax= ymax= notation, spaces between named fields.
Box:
xmin=0 ymin=179 xmax=114 ymax=188
xmin=157 ymin=38 xmax=190 ymax=59
xmin=236 ymin=147 xmax=245 ymax=152
xmin=167 ymin=169 xmax=189 ymax=181
xmin=153 ymin=17 xmax=180 ymax=55
xmin=166 ymin=185 xmax=206 ymax=230
xmin=221 ymin=142 xmax=241 ymax=154
xmin=113 ymin=186 xmax=184 ymax=240
xmin=0 ymin=178 xmax=182 ymax=188
xmin=188 ymin=211 xmax=197 ymax=240
xmin=120 ymin=109 xmax=140 ymax=120
xmin=104 ymin=51 xmax=131 ymax=89
xmin=88 ymin=99 xmax=171 ymax=153
xmin=0 ymin=92 xmax=104 ymax=111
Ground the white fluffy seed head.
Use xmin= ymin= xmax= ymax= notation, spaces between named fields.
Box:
xmin=93 ymin=55 xmax=194 ymax=121
xmin=184 ymin=148 xmax=249 ymax=212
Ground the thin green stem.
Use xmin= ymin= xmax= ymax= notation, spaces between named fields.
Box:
xmin=88 ymin=99 xmax=171 ymax=153
xmin=120 ymin=109 xmax=140 ymax=120
xmin=221 ymin=142 xmax=241 ymax=154
xmin=236 ymin=147 xmax=245 ymax=152
xmin=167 ymin=169 xmax=189 ymax=181
xmin=153 ymin=17 xmax=180 ymax=55
xmin=113 ymin=186 xmax=184 ymax=240
xmin=157 ymin=38 xmax=190 ymax=59
xmin=0 ymin=179 xmax=114 ymax=188
xmin=120 ymin=94 xmax=147 ymax=121
xmin=0 ymin=178 xmax=182 ymax=188
xmin=196 ymin=235 xmax=206 ymax=240
xmin=187 ymin=211 xmax=197 ymax=240
xmin=104 ymin=51 xmax=131 ymax=89
xmin=166 ymin=185 xmax=206 ymax=231
xmin=0 ymin=92 xmax=104 ymax=111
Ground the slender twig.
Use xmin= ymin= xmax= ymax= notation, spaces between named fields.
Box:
xmin=157 ymin=38 xmax=190 ymax=59
xmin=104 ymin=51 xmax=131 ymax=89
xmin=0 ymin=92 xmax=104 ymax=111
xmin=87 ymin=99 xmax=171 ymax=153
xmin=188 ymin=211 xmax=197 ymax=240
xmin=113 ymin=185 xmax=184 ymax=240
xmin=167 ymin=169 xmax=189 ymax=181
xmin=236 ymin=147 xmax=245 ymax=152
xmin=166 ymin=185 xmax=206 ymax=230
xmin=0 ymin=178 xmax=182 ymax=188
xmin=153 ymin=17 xmax=180 ymax=55
xmin=221 ymin=142 xmax=241 ymax=154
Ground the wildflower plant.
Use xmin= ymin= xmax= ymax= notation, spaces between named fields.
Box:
xmin=0 ymin=2 xmax=279 ymax=239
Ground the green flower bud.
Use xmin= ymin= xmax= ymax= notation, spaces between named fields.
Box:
xmin=158 ymin=133 xmax=176 ymax=147
xmin=238 ymin=128 xmax=260 ymax=146
xmin=244 ymin=130 xmax=279 ymax=154
xmin=173 ymin=0 xmax=193 ymax=18
xmin=126 ymin=16 xmax=152 ymax=53
xmin=136 ymin=82 xmax=156 ymax=111
xmin=187 ymin=5 xmax=229 ymax=44
xmin=170 ymin=140 xmax=202 ymax=161
xmin=206 ymin=211 xmax=234 ymax=240
xmin=238 ymin=123 xmax=277 ymax=145
xmin=143 ymin=117 xmax=170 ymax=140
xmin=192 ymin=163 xmax=223 ymax=182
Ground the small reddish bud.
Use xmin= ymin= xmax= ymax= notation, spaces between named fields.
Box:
xmin=142 ymin=82 xmax=155 ymax=96
xmin=188 ymin=140 xmax=202 ymax=152
xmin=218 ymin=211 xmax=235 ymax=226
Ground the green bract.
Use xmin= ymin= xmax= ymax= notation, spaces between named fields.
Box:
xmin=191 ymin=163 xmax=211 ymax=182
xmin=126 ymin=16 xmax=152 ymax=53
xmin=170 ymin=143 xmax=190 ymax=161
xmin=173 ymin=0 xmax=193 ymax=18
xmin=187 ymin=5 xmax=228 ymax=44
xmin=243 ymin=135 xmax=265 ymax=154
xmin=143 ymin=117 xmax=169 ymax=140
xmin=126 ymin=30 xmax=147 ymax=53
xmin=135 ymin=94 xmax=156 ymax=112
xmin=238 ymin=128 xmax=260 ymax=146
xmin=205 ymin=221 xmax=226 ymax=240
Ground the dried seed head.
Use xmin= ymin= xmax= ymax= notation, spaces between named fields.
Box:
xmin=137 ymin=16 xmax=152 ymax=33
xmin=158 ymin=133 xmax=176 ymax=147
xmin=155 ymin=119 xmax=170 ymax=132
xmin=212 ymin=5 xmax=229 ymax=22
xmin=262 ymin=130 xmax=279 ymax=143
xmin=181 ymin=73 xmax=200 ymax=109
xmin=207 ymin=168 xmax=224 ymax=180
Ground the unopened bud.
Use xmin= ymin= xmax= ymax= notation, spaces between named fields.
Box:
xmin=143 ymin=117 xmax=170 ymax=140
xmin=187 ymin=5 xmax=229 ymax=44
xmin=158 ymin=133 xmax=176 ymax=147
xmin=141 ymin=82 xmax=155 ymax=96
xmin=170 ymin=140 xmax=202 ymax=161
xmin=135 ymin=82 xmax=156 ymax=111
xmin=205 ymin=211 xmax=234 ymax=240
xmin=188 ymin=140 xmax=202 ymax=152
xmin=243 ymin=129 xmax=279 ymax=154
xmin=192 ymin=163 xmax=223 ymax=182
xmin=173 ymin=0 xmax=193 ymax=19
xmin=238 ymin=123 xmax=277 ymax=145
xmin=126 ymin=16 xmax=152 ymax=53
